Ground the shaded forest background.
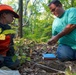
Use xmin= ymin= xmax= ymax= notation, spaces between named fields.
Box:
xmin=0 ymin=0 xmax=76 ymax=75
xmin=0 ymin=0 xmax=76 ymax=64
xmin=0 ymin=0 xmax=76 ymax=43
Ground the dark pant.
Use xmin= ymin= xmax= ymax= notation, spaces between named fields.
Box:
xmin=0 ymin=56 xmax=20 ymax=69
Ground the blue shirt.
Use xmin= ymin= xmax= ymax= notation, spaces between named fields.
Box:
xmin=52 ymin=7 xmax=76 ymax=50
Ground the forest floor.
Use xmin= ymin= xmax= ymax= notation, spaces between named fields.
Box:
xmin=18 ymin=43 xmax=76 ymax=75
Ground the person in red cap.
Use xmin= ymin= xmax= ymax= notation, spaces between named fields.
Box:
xmin=0 ymin=4 xmax=19 ymax=69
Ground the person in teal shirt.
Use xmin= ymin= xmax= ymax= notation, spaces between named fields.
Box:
xmin=48 ymin=0 xmax=76 ymax=61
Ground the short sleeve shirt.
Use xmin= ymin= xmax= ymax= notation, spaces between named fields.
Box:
xmin=52 ymin=7 xmax=76 ymax=50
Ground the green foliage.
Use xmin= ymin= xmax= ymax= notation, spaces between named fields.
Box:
xmin=2 ymin=0 xmax=76 ymax=44
xmin=22 ymin=0 xmax=76 ymax=44
xmin=65 ymin=68 xmax=73 ymax=75
xmin=65 ymin=67 xmax=76 ymax=75
xmin=2 ymin=30 xmax=16 ymax=34
xmin=23 ymin=2 xmax=53 ymax=43
xmin=23 ymin=18 xmax=53 ymax=43
xmin=13 ymin=38 xmax=37 ymax=64
xmin=42 ymin=3 xmax=50 ymax=13
xmin=60 ymin=0 xmax=76 ymax=9
xmin=73 ymin=73 xmax=76 ymax=75
xmin=12 ymin=55 xmax=18 ymax=62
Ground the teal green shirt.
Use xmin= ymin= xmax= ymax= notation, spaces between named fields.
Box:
xmin=52 ymin=7 xmax=76 ymax=50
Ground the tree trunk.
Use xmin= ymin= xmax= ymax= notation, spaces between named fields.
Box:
xmin=18 ymin=0 xmax=23 ymax=38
